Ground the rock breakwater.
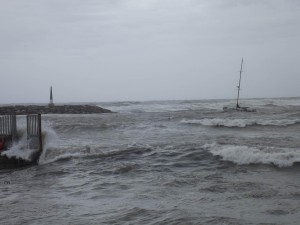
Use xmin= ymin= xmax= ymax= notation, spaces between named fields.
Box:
xmin=0 ymin=105 xmax=112 ymax=115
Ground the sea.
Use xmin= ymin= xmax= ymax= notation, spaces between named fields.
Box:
xmin=0 ymin=97 xmax=300 ymax=225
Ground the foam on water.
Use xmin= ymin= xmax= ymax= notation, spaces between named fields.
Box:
xmin=181 ymin=118 xmax=300 ymax=127
xmin=0 ymin=117 xmax=37 ymax=161
xmin=1 ymin=120 xmax=59 ymax=162
xmin=1 ymin=143 xmax=39 ymax=162
xmin=37 ymin=121 xmax=60 ymax=164
xmin=1 ymin=98 xmax=300 ymax=225
xmin=204 ymin=143 xmax=300 ymax=167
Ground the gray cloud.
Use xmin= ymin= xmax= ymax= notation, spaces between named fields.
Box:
xmin=0 ymin=0 xmax=300 ymax=103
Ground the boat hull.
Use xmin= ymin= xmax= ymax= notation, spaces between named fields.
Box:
xmin=223 ymin=106 xmax=256 ymax=112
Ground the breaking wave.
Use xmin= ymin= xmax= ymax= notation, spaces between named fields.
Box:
xmin=1 ymin=143 xmax=39 ymax=162
xmin=1 ymin=121 xmax=58 ymax=162
xmin=39 ymin=143 xmax=153 ymax=165
xmin=181 ymin=118 xmax=300 ymax=127
xmin=204 ymin=143 xmax=300 ymax=167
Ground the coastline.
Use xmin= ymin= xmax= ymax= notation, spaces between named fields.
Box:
xmin=0 ymin=104 xmax=112 ymax=115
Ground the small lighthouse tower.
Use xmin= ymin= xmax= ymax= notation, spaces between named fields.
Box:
xmin=49 ymin=86 xmax=54 ymax=107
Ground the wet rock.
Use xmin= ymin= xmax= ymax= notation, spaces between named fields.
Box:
xmin=0 ymin=104 xmax=112 ymax=115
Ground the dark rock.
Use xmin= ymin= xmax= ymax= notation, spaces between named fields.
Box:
xmin=0 ymin=104 xmax=112 ymax=115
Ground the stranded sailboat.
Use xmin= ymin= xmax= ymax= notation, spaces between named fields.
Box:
xmin=223 ymin=58 xmax=256 ymax=112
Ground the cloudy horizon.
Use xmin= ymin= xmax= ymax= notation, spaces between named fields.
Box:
xmin=1 ymin=0 xmax=300 ymax=104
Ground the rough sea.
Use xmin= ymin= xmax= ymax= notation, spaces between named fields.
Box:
xmin=1 ymin=98 xmax=300 ymax=225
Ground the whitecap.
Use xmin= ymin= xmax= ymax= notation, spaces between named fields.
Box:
xmin=181 ymin=118 xmax=300 ymax=128
xmin=204 ymin=143 xmax=300 ymax=167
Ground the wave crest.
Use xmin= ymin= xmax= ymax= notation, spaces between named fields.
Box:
xmin=204 ymin=143 xmax=300 ymax=167
xmin=181 ymin=118 xmax=300 ymax=127
xmin=39 ymin=143 xmax=153 ymax=165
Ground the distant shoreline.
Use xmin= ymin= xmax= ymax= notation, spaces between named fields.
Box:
xmin=0 ymin=104 xmax=112 ymax=115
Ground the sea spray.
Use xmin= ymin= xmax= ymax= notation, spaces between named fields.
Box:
xmin=0 ymin=116 xmax=38 ymax=161
xmin=38 ymin=121 xmax=60 ymax=164
xmin=1 ymin=119 xmax=59 ymax=163
xmin=1 ymin=131 xmax=38 ymax=161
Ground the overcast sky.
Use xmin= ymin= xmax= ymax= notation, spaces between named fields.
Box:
xmin=1 ymin=0 xmax=299 ymax=104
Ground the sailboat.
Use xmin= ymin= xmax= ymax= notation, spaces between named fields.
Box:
xmin=223 ymin=58 xmax=256 ymax=112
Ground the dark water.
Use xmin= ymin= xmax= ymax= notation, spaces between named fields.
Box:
xmin=1 ymin=98 xmax=300 ymax=225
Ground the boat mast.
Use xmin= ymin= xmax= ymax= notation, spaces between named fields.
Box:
xmin=236 ymin=58 xmax=243 ymax=108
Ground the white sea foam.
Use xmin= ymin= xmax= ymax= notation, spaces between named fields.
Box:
xmin=37 ymin=121 xmax=62 ymax=164
xmin=181 ymin=118 xmax=300 ymax=127
xmin=0 ymin=117 xmax=36 ymax=161
xmin=1 ymin=120 xmax=60 ymax=162
xmin=204 ymin=143 xmax=300 ymax=167
xmin=1 ymin=133 xmax=39 ymax=161
xmin=1 ymin=147 xmax=39 ymax=161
